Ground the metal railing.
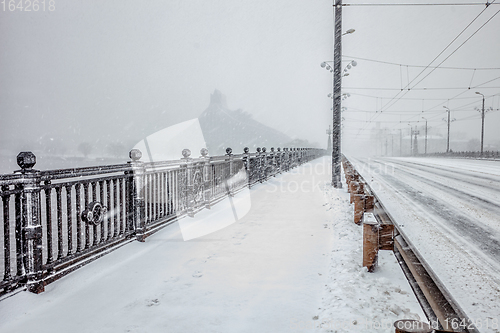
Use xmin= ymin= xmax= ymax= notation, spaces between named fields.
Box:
xmin=342 ymin=155 xmax=475 ymax=332
xmin=423 ymin=150 xmax=500 ymax=159
xmin=0 ymin=146 xmax=325 ymax=296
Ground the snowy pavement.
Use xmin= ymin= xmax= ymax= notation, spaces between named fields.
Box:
xmin=352 ymin=156 xmax=500 ymax=333
xmin=0 ymin=157 xmax=424 ymax=333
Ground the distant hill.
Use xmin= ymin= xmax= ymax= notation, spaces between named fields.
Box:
xmin=199 ymin=90 xmax=292 ymax=155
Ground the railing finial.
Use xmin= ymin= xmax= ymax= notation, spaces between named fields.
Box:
xmin=129 ymin=149 xmax=142 ymax=161
xmin=182 ymin=149 xmax=192 ymax=159
xmin=200 ymin=148 xmax=209 ymax=157
xmin=17 ymin=151 xmax=36 ymax=171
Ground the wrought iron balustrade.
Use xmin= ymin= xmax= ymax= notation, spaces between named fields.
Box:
xmin=424 ymin=150 xmax=500 ymax=159
xmin=0 ymin=147 xmax=325 ymax=296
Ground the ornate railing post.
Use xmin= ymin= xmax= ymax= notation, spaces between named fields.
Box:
xmin=16 ymin=152 xmax=44 ymax=293
xmin=285 ymin=148 xmax=291 ymax=171
xmin=255 ymin=147 xmax=262 ymax=183
xmin=181 ymin=149 xmax=196 ymax=217
xmin=284 ymin=148 xmax=288 ymax=167
xmin=261 ymin=147 xmax=268 ymax=181
xmin=225 ymin=148 xmax=234 ymax=195
xmin=269 ymin=147 xmax=276 ymax=176
xmin=276 ymin=148 xmax=282 ymax=173
xmin=200 ymin=148 xmax=212 ymax=209
xmin=128 ymin=149 xmax=147 ymax=242
xmin=242 ymin=147 xmax=251 ymax=187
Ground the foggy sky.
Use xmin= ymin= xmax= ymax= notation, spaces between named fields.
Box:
xmin=1 ymin=0 xmax=499 ymax=164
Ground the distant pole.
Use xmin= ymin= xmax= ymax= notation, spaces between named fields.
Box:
xmin=391 ymin=135 xmax=394 ymax=156
xmin=444 ymin=107 xmax=451 ymax=153
xmin=413 ymin=126 xmax=419 ymax=155
xmin=399 ymin=129 xmax=402 ymax=156
xmin=481 ymin=96 xmax=485 ymax=155
xmin=447 ymin=110 xmax=450 ymax=153
xmin=409 ymin=128 xmax=412 ymax=156
xmin=326 ymin=126 xmax=333 ymax=154
xmin=332 ymin=0 xmax=342 ymax=188
xmin=476 ymin=92 xmax=485 ymax=155
xmin=425 ymin=120 xmax=428 ymax=154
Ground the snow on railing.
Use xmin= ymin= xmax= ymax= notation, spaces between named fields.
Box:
xmin=0 ymin=147 xmax=326 ymax=296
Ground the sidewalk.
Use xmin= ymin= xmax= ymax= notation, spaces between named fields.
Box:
xmin=0 ymin=157 xmax=424 ymax=333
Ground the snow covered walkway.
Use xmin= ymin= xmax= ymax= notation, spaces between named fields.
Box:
xmin=0 ymin=157 xmax=424 ymax=333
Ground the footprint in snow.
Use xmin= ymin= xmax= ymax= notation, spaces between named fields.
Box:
xmin=146 ymin=299 xmax=160 ymax=307
xmin=192 ymin=271 xmax=203 ymax=278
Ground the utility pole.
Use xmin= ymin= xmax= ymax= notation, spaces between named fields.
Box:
xmin=446 ymin=109 xmax=450 ymax=153
xmin=475 ymin=92 xmax=487 ymax=156
xmin=399 ymin=129 xmax=402 ymax=157
xmin=410 ymin=127 xmax=413 ymax=156
xmin=413 ymin=126 xmax=419 ymax=155
xmin=391 ymin=135 xmax=394 ymax=157
xmin=332 ymin=0 xmax=342 ymax=188
xmin=481 ymin=96 xmax=485 ymax=155
xmin=443 ymin=106 xmax=452 ymax=153
xmin=425 ymin=121 xmax=428 ymax=154
xmin=422 ymin=117 xmax=428 ymax=154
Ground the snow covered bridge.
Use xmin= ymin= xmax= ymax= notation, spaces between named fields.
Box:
xmin=0 ymin=154 xmax=428 ymax=333
xmin=3 ymin=151 xmax=499 ymax=332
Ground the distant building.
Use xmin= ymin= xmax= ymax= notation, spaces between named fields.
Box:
xmin=198 ymin=90 xmax=292 ymax=155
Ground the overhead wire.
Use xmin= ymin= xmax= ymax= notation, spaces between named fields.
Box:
xmin=349 ymin=92 xmax=489 ymax=100
xmin=344 ymin=86 xmax=500 ymax=90
xmin=408 ymin=8 xmax=500 ymax=90
xmin=343 ymin=2 xmax=500 ymax=6
xmin=343 ymin=1 xmax=499 ymax=140
xmin=378 ymin=0 xmax=497 ymax=113
xmin=343 ymin=55 xmax=500 ymax=70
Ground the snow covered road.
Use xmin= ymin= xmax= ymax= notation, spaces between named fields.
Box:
xmin=352 ymin=156 xmax=500 ymax=332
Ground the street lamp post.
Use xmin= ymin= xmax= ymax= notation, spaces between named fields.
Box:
xmin=475 ymin=92 xmax=486 ymax=155
xmin=332 ymin=0 xmax=343 ymax=188
xmin=413 ymin=126 xmax=419 ymax=155
xmin=408 ymin=124 xmax=413 ymax=156
xmin=322 ymin=0 xmax=353 ymax=188
xmin=443 ymin=106 xmax=452 ymax=153
xmin=422 ymin=117 xmax=428 ymax=154
xmin=399 ymin=129 xmax=402 ymax=157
